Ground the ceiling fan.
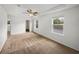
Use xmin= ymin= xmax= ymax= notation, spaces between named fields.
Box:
xmin=17 ymin=5 xmax=38 ymax=16
xmin=26 ymin=9 xmax=38 ymax=16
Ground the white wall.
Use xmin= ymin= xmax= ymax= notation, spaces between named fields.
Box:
xmin=10 ymin=7 xmax=26 ymax=35
xmin=0 ymin=6 xmax=7 ymax=51
xmin=11 ymin=15 xmax=26 ymax=35
xmin=33 ymin=6 xmax=79 ymax=51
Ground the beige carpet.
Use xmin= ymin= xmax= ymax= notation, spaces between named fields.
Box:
xmin=1 ymin=32 xmax=79 ymax=54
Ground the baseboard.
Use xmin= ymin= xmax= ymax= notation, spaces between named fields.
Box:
xmin=33 ymin=32 xmax=79 ymax=52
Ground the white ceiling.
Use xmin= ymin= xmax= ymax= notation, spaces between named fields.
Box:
xmin=2 ymin=4 xmax=59 ymax=15
xmin=20 ymin=4 xmax=59 ymax=12
xmin=1 ymin=4 xmax=78 ymax=17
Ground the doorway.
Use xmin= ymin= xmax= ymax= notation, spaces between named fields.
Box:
xmin=26 ymin=20 xmax=30 ymax=32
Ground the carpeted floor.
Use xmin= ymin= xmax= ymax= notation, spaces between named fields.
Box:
xmin=1 ymin=32 xmax=79 ymax=54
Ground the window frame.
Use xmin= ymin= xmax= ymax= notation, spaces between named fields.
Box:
xmin=51 ymin=16 xmax=64 ymax=36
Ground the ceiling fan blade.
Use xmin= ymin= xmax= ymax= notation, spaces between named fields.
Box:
xmin=33 ymin=12 xmax=38 ymax=16
xmin=27 ymin=9 xmax=32 ymax=13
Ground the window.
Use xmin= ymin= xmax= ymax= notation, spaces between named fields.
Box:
xmin=52 ymin=16 xmax=64 ymax=34
xmin=36 ymin=20 xmax=38 ymax=28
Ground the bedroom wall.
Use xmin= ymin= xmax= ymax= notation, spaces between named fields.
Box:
xmin=11 ymin=14 xmax=26 ymax=35
xmin=0 ymin=6 xmax=7 ymax=51
xmin=33 ymin=6 xmax=79 ymax=51
xmin=10 ymin=6 xmax=26 ymax=35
